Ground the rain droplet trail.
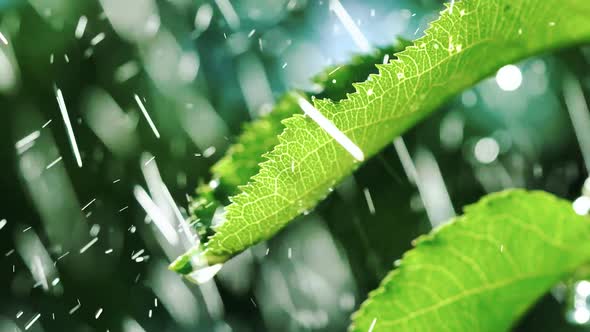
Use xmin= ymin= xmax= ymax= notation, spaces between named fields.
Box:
xmin=214 ymin=0 xmax=240 ymax=30
xmin=133 ymin=185 xmax=179 ymax=245
xmin=15 ymin=130 xmax=40 ymax=154
xmin=368 ymin=318 xmax=377 ymax=332
xmin=79 ymin=237 xmax=98 ymax=254
xmin=363 ymin=188 xmax=376 ymax=215
xmin=75 ymin=16 xmax=88 ymax=39
xmin=0 ymin=31 xmax=8 ymax=45
xmin=134 ymin=94 xmax=161 ymax=139
xmin=563 ymin=72 xmax=590 ymax=173
xmin=56 ymin=88 xmax=83 ymax=167
xmin=296 ymin=95 xmax=364 ymax=162
xmin=24 ymin=313 xmax=41 ymax=330
xmin=329 ymin=0 xmax=371 ymax=52
xmin=413 ymin=149 xmax=456 ymax=226
xmin=90 ymin=32 xmax=105 ymax=46
xmin=393 ymin=138 xmax=418 ymax=185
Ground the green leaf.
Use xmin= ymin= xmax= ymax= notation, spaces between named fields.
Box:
xmin=212 ymin=44 xmax=404 ymax=197
xmin=211 ymin=94 xmax=300 ymax=196
xmin=171 ymin=46 xmax=403 ymax=273
xmin=351 ymin=190 xmax=590 ymax=332
xmin=201 ymin=0 xmax=590 ymax=264
xmin=187 ymin=182 xmax=221 ymax=241
xmin=313 ymin=43 xmax=407 ymax=101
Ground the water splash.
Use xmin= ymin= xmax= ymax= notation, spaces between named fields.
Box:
xmin=185 ymin=264 xmax=223 ymax=284
xmin=168 ymin=247 xmax=225 ymax=284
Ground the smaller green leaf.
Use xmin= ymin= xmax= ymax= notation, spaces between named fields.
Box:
xmin=351 ymin=190 xmax=590 ymax=332
xmin=313 ymin=43 xmax=408 ymax=101
xmin=187 ymin=183 xmax=221 ymax=240
xmin=212 ymin=94 xmax=300 ymax=195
